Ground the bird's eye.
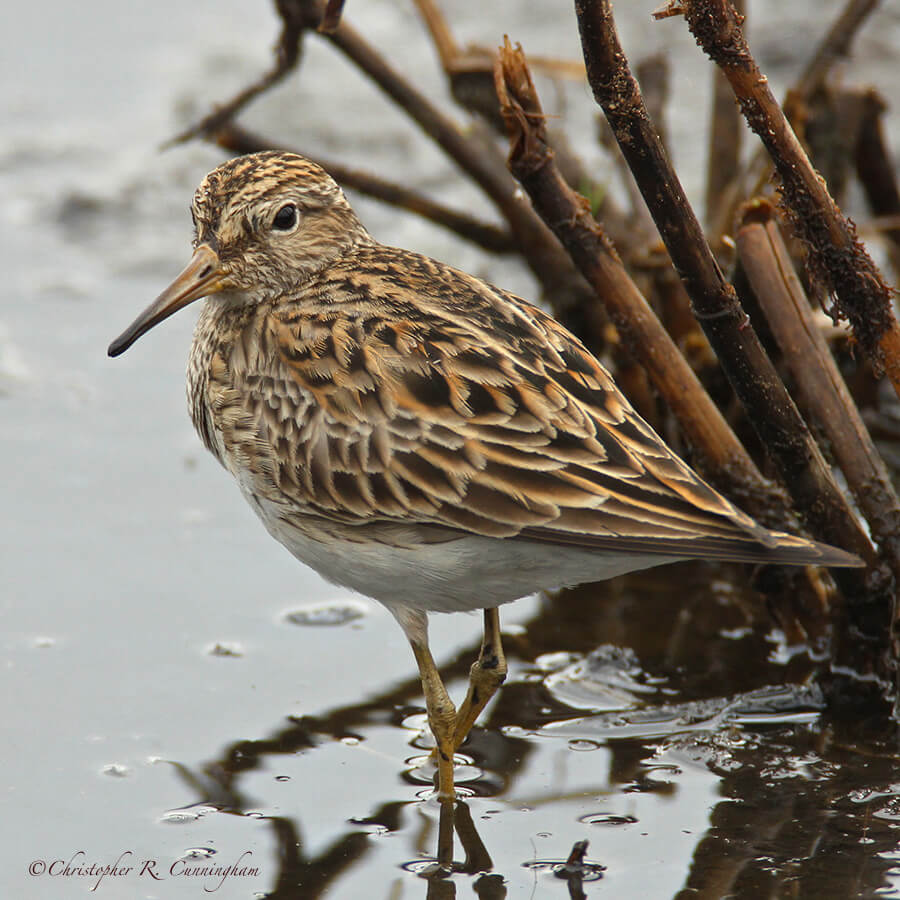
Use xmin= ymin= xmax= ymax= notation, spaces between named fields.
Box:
xmin=272 ymin=204 xmax=298 ymax=231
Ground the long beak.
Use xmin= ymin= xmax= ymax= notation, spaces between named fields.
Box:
xmin=108 ymin=244 xmax=226 ymax=357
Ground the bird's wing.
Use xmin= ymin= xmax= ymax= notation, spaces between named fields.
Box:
xmin=232 ymin=248 xmax=838 ymax=565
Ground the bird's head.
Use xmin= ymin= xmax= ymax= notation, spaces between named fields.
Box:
xmin=108 ymin=151 xmax=367 ymax=357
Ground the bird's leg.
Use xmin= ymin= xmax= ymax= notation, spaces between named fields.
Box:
xmin=410 ymin=638 xmax=459 ymax=801
xmin=451 ymin=608 xmax=507 ymax=751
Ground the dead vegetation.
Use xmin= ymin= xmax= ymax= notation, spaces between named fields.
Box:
xmin=169 ymin=0 xmax=900 ymax=692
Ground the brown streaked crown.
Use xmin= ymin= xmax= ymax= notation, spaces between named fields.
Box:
xmin=192 ymin=151 xmax=371 ymax=299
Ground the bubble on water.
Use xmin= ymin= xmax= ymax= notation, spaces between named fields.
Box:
xmin=534 ymin=651 xmax=582 ymax=673
xmin=400 ymin=858 xmax=446 ymax=877
xmin=159 ymin=805 xmax=217 ymax=824
xmin=578 ymin=812 xmax=639 ymax=826
xmin=102 ymin=763 xmax=130 ymax=778
xmin=180 ymin=847 xmax=216 ymax=860
xmin=285 ymin=601 xmax=368 ymax=627
xmin=544 ymin=645 xmax=663 ymax=712
xmin=874 ymin=798 xmax=900 ymax=822
xmin=400 ymin=712 xmax=429 ymax=733
xmin=522 ymin=859 xmax=606 ymax=882
xmin=161 ymin=810 xmax=200 ymax=825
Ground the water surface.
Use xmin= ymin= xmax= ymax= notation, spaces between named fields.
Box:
xmin=3 ymin=1 xmax=900 ymax=897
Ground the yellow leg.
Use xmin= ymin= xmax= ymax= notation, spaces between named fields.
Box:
xmin=451 ymin=609 xmax=507 ymax=751
xmin=410 ymin=639 xmax=458 ymax=800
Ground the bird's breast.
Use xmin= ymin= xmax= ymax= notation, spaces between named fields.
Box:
xmin=186 ymin=299 xmax=260 ymax=468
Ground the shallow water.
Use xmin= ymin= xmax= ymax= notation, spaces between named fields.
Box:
xmin=3 ymin=1 xmax=900 ymax=897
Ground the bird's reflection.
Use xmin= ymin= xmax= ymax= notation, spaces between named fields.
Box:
xmin=421 ymin=800 xmax=504 ymax=899
xmin=160 ymin=620 xmax=527 ymax=897
xmin=156 ymin=570 xmax=900 ymax=898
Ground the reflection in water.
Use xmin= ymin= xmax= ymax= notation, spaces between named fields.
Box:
xmin=159 ymin=564 xmax=900 ymax=897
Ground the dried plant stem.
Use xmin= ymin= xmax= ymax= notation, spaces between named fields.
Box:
xmin=704 ymin=0 xmax=744 ymax=233
xmin=165 ymin=1 xmax=309 ymax=147
xmin=304 ymin=0 xmax=598 ymax=321
xmin=794 ymin=0 xmax=882 ymax=102
xmin=570 ymin=2 xmax=873 ymax=583
xmin=737 ymin=209 xmax=897 ymax=648
xmin=169 ymin=0 xmax=595 ymax=321
xmin=494 ymin=39 xmax=786 ymax=521
xmin=669 ymin=0 xmax=900 ymax=404
xmin=855 ymin=90 xmax=900 ymax=270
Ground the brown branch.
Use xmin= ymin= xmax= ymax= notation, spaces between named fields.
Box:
xmin=164 ymin=1 xmax=308 ymax=147
xmin=413 ymin=0 xmax=504 ymax=130
xmin=413 ymin=0 xmax=637 ymax=262
xmin=794 ymin=0 xmax=882 ymax=103
xmin=634 ymin=53 xmax=671 ymax=158
xmin=414 ymin=0 xmax=587 ymax=133
xmin=736 ymin=206 xmax=896 ymax=655
xmin=314 ymin=12 xmax=512 ymax=227
xmin=693 ymin=0 xmax=881 ymax=241
xmin=671 ymin=0 xmax=900 ymax=404
xmin=494 ymin=37 xmax=787 ymax=521
xmin=803 ymin=86 xmax=874 ymax=208
xmin=168 ymin=0 xmax=597 ymax=328
xmin=855 ymin=89 xmax=900 ymax=272
xmin=571 ymin=1 xmax=874 ymax=584
xmin=212 ymin=122 xmax=516 ymax=254
xmin=317 ymin=0 xmax=345 ymax=33
xmin=286 ymin=0 xmax=597 ymax=322
xmin=705 ymin=0 xmax=744 ymax=234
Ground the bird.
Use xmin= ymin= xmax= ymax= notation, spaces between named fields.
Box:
xmin=108 ymin=150 xmax=862 ymax=801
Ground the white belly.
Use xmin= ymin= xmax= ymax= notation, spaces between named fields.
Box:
xmin=237 ymin=480 xmax=680 ymax=615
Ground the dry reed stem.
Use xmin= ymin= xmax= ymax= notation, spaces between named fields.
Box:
xmin=668 ymin=0 xmax=900 ymax=405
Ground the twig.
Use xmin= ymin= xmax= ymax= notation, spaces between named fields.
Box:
xmin=169 ymin=0 xmax=598 ymax=326
xmin=414 ymin=0 xmax=502 ymax=130
xmin=414 ymin=1 xmax=637 ymax=260
xmin=414 ymin=0 xmax=586 ymax=132
xmin=213 ymin=122 xmax=517 ymax=254
xmin=809 ymin=87 xmax=876 ymax=208
xmin=164 ymin=0 xmax=308 ymax=147
xmin=318 ymin=0 xmax=345 ymax=33
xmin=634 ymin=53 xmax=671 ymax=157
xmin=736 ymin=205 xmax=896 ymax=659
xmin=705 ymin=0 xmax=744 ymax=234
xmin=595 ymin=116 xmax=655 ymax=240
xmin=413 ymin=0 xmax=504 ymax=130
xmin=299 ymin=0 xmax=598 ymax=319
xmin=700 ymin=0 xmax=881 ymax=238
xmin=793 ymin=0 xmax=882 ymax=103
xmin=494 ymin=38 xmax=792 ymax=525
xmin=855 ymin=89 xmax=900 ymax=271
xmin=668 ymin=0 xmax=900 ymax=406
xmin=572 ymin=1 xmax=874 ymax=581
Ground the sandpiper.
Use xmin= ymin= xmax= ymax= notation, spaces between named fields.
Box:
xmin=109 ymin=151 xmax=862 ymax=800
